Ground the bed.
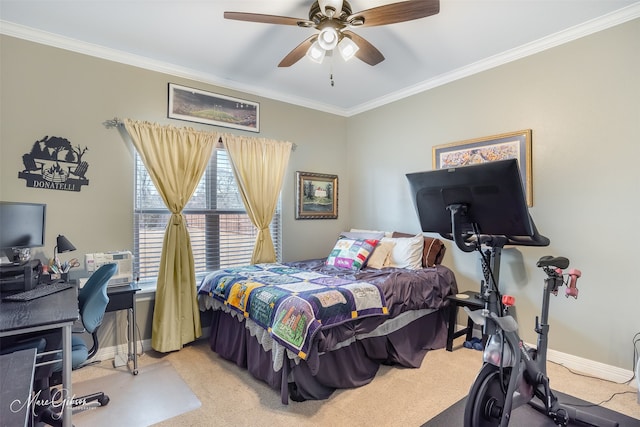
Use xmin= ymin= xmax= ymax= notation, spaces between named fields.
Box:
xmin=197 ymin=231 xmax=458 ymax=403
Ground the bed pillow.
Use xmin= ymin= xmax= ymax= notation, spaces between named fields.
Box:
xmin=423 ymin=236 xmax=446 ymax=267
xmin=340 ymin=230 xmax=385 ymax=241
xmin=326 ymin=238 xmax=379 ymax=270
xmin=392 ymin=232 xmax=446 ymax=267
xmin=366 ymin=240 xmax=395 ymax=269
xmin=350 ymin=228 xmax=393 ymax=238
xmin=381 ymin=233 xmax=424 ymax=270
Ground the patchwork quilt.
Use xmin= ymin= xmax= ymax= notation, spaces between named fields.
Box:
xmin=198 ymin=263 xmax=389 ymax=359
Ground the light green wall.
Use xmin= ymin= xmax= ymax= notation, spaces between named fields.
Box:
xmin=0 ymin=35 xmax=350 ymax=263
xmin=1 ymin=19 xmax=639 ymax=371
xmin=0 ymin=35 xmax=349 ymax=355
xmin=347 ymin=19 xmax=640 ymax=370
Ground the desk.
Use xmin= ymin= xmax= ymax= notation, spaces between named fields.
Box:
xmin=0 ymin=348 xmax=36 ymax=427
xmin=106 ymin=284 xmax=140 ymax=375
xmin=0 ymin=287 xmax=78 ymax=427
xmin=446 ymin=290 xmax=484 ymax=351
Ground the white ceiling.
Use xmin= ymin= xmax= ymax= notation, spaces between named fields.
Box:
xmin=1 ymin=1 xmax=639 ymax=116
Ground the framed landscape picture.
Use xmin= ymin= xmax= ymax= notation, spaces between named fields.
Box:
xmin=295 ymin=171 xmax=338 ymax=219
xmin=432 ymin=129 xmax=533 ymax=206
xmin=168 ymin=83 xmax=259 ymax=132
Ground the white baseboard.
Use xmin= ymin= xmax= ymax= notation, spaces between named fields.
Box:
xmin=461 ymin=324 xmax=636 ymax=387
xmin=90 ymin=327 xmax=211 ymax=365
xmin=545 ymin=347 xmax=636 ymax=388
xmin=96 ymin=327 xmax=636 ymax=392
xmin=91 ymin=338 xmax=152 ymax=365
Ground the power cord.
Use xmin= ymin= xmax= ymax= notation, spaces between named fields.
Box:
xmin=126 ymin=307 xmax=145 ymax=357
xmin=550 ymin=359 xmax=637 ymax=407
xmin=135 ymin=321 xmax=144 ymax=357
xmin=566 ymin=390 xmax=636 ymax=408
xmin=632 ymin=331 xmax=640 ymax=385
xmin=550 ymin=360 xmax=635 ymax=386
xmin=549 ymin=332 xmax=640 ymax=408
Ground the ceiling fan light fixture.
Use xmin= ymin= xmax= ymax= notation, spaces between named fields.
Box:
xmin=226 ymin=0 xmax=440 ymax=67
xmin=317 ymin=27 xmax=339 ymax=51
xmin=318 ymin=0 xmax=343 ymax=17
xmin=306 ymin=41 xmax=326 ymax=63
xmin=338 ymin=36 xmax=359 ymax=61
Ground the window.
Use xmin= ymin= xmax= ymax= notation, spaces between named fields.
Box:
xmin=134 ymin=149 xmax=281 ymax=284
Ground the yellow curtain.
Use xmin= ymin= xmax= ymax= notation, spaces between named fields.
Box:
xmin=224 ymin=136 xmax=292 ymax=264
xmin=124 ymin=119 xmax=217 ymax=353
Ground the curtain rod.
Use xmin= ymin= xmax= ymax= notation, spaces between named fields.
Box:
xmin=103 ymin=118 xmax=123 ymax=128
xmin=102 ymin=117 xmax=296 ymax=150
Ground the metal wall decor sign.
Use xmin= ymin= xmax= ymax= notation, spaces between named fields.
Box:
xmin=18 ymin=136 xmax=89 ymax=192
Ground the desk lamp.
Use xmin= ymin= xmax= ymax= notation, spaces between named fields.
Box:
xmin=55 ymin=235 xmax=76 ymax=256
xmin=53 ymin=234 xmax=76 ymax=271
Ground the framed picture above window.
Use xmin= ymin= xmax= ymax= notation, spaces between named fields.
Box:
xmin=168 ymin=83 xmax=259 ymax=132
xmin=295 ymin=171 xmax=338 ymax=219
xmin=432 ymin=129 xmax=533 ymax=206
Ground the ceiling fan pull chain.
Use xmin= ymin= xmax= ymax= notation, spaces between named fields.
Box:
xmin=329 ymin=56 xmax=335 ymax=87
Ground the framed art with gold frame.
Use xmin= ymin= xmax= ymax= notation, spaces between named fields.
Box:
xmin=432 ymin=129 xmax=533 ymax=206
xmin=295 ymin=171 xmax=338 ymax=219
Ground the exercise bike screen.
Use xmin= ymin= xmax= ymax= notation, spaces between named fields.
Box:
xmin=406 ymin=159 xmax=534 ymax=237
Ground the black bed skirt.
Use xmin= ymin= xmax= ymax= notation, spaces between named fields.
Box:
xmin=207 ymin=309 xmax=448 ymax=404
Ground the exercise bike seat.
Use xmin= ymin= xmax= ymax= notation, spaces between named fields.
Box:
xmin=536 ymin=256 xmax=569 ymax=269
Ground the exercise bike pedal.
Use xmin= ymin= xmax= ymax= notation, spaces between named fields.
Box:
xmin=528 ymin=399 xmax=569 ymax=426
xmin=528 ymin=396 xmax=619 ymax=427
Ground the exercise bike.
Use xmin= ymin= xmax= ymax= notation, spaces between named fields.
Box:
xmin=459 ymin=235 xmax=617 ymax=427
xmin=405 ymin=160 xmax=619 ymax=426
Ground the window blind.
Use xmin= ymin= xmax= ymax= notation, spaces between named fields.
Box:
xmin=134 ymin=149 xmax=281 ymax=283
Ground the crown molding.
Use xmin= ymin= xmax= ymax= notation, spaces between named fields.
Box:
xmin=347 ymin=3 xmax=640 ymax=116
xmin=2 ymin=3 xmax=638 ymax=118
xmin=0 ymin=20 xmax=350 ymax=117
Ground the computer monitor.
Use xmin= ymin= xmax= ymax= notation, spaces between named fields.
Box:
xmin=0 ymin=201 xmax=47 ymax=262
xmin=406 ymin=160 xmax=535 ymax=248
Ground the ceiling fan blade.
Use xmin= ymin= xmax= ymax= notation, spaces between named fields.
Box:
xmin=342 ymin=31 xmax=385 ymax=66
xmin=224 ymin=11 xmax=313 ymax=27
xmin=347 ymin=0 xmax=439 ymax=27
xmin=278 ymin=35 xmax=318 ymax=67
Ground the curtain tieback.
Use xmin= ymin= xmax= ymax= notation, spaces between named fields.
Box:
xmin=171 ymin=214 xmax=183 ymax=225
xmin=257 ymin=227 xmax=271 ymax=241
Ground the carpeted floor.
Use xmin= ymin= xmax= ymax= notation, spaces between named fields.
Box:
xmin=69 ymin=336 xmax=640 ymax=426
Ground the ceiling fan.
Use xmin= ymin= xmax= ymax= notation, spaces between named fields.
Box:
xmin=224 ymin=0 xmax=440 ymax=67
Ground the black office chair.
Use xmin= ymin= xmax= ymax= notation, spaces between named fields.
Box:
xmin=42 ymin=263 xmax=117 ymax=425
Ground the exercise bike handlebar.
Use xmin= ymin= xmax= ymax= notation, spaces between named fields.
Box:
xmin=443 ymin=204 xmax=550 ymax=252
